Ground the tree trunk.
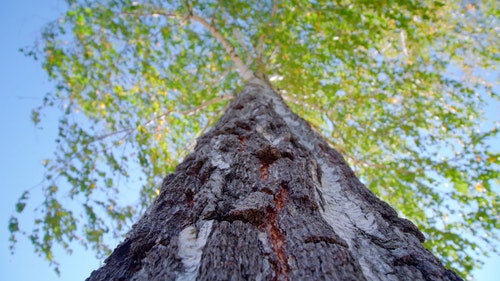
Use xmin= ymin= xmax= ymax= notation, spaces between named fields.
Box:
xmin=87 ymin=83 xmax=462 ymax=281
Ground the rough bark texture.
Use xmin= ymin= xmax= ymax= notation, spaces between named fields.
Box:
xmin=87 ymin=83 xmax=462 ymax=281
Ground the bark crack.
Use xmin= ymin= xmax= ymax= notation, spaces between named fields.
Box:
xmin=304 ymin=235 xmax=348 ymax=247
xmin=238 ymin=135 xmax=247 ymax=152
xmin=256 ymin=145 xmax=281 ymax=180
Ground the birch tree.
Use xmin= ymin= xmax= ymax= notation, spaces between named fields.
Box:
xmin=9 ymin=0 xmax=499 ymax=278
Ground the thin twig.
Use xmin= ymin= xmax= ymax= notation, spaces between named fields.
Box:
xmin=400 ymin=30 xmax=408 ymax=57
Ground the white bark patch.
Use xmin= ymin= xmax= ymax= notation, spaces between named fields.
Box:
xmin=256 ymin=124 xmax=284 ymax=146
xmin=210 ymin=154 xmax=230 ymax=170
xmin=317 ymin=160 xmax=393 ymax=281
xmin=317 ymin=163 xmax=357 ymax=238
xmin=176 ymin=220 xmax=214 ymax=281
xmin=320 ymin=163 xmax=380 ymax=234
xmin=257 ymin=231 xmax=272 ymax=254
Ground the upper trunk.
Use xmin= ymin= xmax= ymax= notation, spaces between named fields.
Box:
xmin=87 ymin=82 xmax=462 ymax=281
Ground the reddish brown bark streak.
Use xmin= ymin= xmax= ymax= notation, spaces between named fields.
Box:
xmin=266 ymin=186 xmax=290 ymax=281
xmin=184 ymin=189 xmax=195 ymax=208
xmin=238 ymin=135 xmax=247 ymax=152
xmin=275 ymin=187 xmax=288 ymax=212
xmin=257 ymin=145 xmax=280 ymax=181
xmin=260 ymin=164 xmax=269 ymax=180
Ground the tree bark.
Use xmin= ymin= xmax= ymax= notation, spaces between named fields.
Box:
xmin=87 ymin=83 xmax=462 ymax=281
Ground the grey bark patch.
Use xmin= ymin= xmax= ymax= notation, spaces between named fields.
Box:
xmin=228 ymin=191 xmax=274 ymax=225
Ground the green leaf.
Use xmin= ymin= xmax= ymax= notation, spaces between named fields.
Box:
xmin=8 ymin=217 xmax=19 ymax=233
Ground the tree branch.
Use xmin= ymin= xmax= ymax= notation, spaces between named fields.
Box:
xmin=122 ymin=3 xmax=258 ymax=83
xmin=188 ymin=14 xmax=256 ymax=82
xmin=256 ymin=0 xmax=279 ymax=64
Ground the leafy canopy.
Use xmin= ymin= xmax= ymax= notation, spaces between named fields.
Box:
xmin=10 ymin=0 xmax=500 ymax=278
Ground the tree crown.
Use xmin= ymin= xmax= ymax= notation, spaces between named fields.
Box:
xmin=9 ymin=0 xmax=500 ymax=278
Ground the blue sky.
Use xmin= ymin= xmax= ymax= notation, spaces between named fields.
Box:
xmin=0 ymin=0 xmax=498 ymax=280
